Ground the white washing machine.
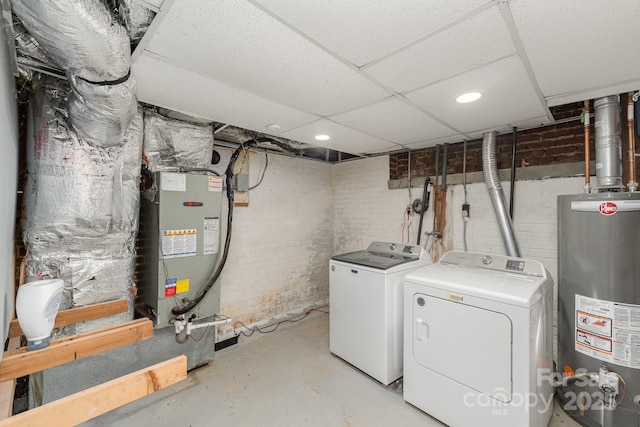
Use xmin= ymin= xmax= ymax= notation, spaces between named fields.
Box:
xmin=330 ymin=241 xmax=431 ymax=385
xmin=403 ymin=251 xmax=553 ymax=427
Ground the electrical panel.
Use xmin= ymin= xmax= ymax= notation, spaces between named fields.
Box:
xmin=138 ymin=172 xmax=223 ymax=328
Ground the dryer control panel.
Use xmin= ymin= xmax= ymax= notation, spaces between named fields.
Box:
xmin=439 ymin=251 xmax=546 ymax=277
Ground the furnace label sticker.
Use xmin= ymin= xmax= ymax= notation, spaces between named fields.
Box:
xmin=208 ymin=176 xmax=223 ymax=192
xmin=161 ymin=173 xmax=187 ymax=192
xmin=165 ymin=278 xmax=177 ymax=297
xmin=176 ymin=279 xmax=189 ymax=294
xmin=203 ymin=217 xmax=220 ymax=255
xmin=161 ymin=229 xmax=197 ymax=258
xmin=575 ymin=294 xmax=640 ymax=369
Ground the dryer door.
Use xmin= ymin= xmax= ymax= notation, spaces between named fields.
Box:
xmin=412 ymin=293 xmax=513 ymax=402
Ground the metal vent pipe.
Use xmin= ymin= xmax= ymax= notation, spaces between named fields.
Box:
xmin=594 ymin=95 xmax=623 ymax=191
xmin=482 ymin=131 xmax=521 ymax=257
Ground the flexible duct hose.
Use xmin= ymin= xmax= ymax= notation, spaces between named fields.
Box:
xmin=482 ymin=131 xmax=521 ymax=257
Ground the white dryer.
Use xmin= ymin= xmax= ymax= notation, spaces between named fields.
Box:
xmin=330 ymin=242 xmax=431 ymax=385
xmin=403 ymin=251 xmax=553 ymax=427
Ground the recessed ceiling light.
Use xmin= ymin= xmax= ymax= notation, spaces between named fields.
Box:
xmin=456 ymin=92 xmax=482 ymax=104
xmin=315 ymin=134 xmax=330 ymax=141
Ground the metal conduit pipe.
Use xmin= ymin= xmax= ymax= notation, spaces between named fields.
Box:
xmin=482 ymin=131 xmax=521 ymax=257
xmin=627 ymin=94 xmax=637 ymax=192
xmin=583 ymin=100 xmax=592 ymax=193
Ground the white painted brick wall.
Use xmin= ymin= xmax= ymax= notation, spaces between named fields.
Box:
xmin=332 ymin=155 xmax=430 ymax=254
xmin=219 ymin=153 xmax=333 ymax=326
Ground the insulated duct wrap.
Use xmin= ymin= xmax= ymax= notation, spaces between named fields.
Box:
xmin=10 ymin=0 xmax=130 ymax=82
xmin=482 ymin=131 xmax=521 ymax=257
xmin=119 ymin=0 xmax=156 ymax=45
xmin=143 ymin=111 xmax=214 ymax=172
xmin=11 ymin=0 xmax=138 ymax=147
xmin=68 ymin=74 xmax=138 ymax=147
xmin=24 ymin=75 xmax=141 ymax=335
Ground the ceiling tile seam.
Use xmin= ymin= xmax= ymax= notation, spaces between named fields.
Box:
xmin=544 ymin=77 xmax=640 ymax=104
xmin=498 ymin=1 xmax=554 ymax=124
xmin=283 ymin=115 xmax=403 ymax=148
xmin=395 ymin=52 xmax=518 ymax=96
xmin=391 ymin=94 xmax=472 ymax=139
xmin=131 ymin=0 xmax=177 ymax=62
xmin=135 ymin=49 xmax=327 ymax=125
xmin=321 ymin=97 xmax=462 ymax=147
xmin=357 ymin=0 xmax=501 ymax=71
xmin=244 ymin=0 xmax=408 ymax=102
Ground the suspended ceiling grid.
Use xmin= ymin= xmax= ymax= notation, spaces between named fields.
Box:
xmin=131 ymin=0 xmax=640 ymax=156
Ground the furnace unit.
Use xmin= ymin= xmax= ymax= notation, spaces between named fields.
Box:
xmin=138 ymin=172 xmax=223 ymax=328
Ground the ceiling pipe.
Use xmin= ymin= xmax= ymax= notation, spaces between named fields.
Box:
xmin=482 ymin=131 xmax=521 ymax=257
xmin=627 ymin=93 xmax=637 ymax=192
xmin=583 ymin=100 xmax=592 ymax=193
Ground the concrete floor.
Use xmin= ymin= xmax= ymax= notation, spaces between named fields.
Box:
xmin=82 ymin=310 xmax=580 ymax=427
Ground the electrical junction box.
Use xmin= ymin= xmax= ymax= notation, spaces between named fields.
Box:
xmin=138 ymin=172 xmax=224 ymax=328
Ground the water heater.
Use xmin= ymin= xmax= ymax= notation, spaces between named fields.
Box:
xmin=138 ymin=172 xmax=223 ymax=328
xmin=557 ymin=192 xmax=640 ymax=426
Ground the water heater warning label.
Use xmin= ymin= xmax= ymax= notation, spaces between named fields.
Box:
xmin=575 ymin=294 xmax=640 ymax=369
xmin=161 ymin=229 xmax=197 ymax=258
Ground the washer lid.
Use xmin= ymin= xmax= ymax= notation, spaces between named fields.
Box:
xmin=331 ymin=241 xmax=424 ymax=270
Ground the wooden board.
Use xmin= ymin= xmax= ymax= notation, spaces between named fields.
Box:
xmin=0 ymin=355 xmax=187 ymax=427
xmin=0 ymin=319 xmax=153 ymax=382
xmin=8 ymin=299 xmax=129 ymax=338
xmin=0 ymin=338 xmax=20 ymax=420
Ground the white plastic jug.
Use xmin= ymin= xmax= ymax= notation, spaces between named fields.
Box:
xmin=16 ymin=279 xmax=64 ymax=350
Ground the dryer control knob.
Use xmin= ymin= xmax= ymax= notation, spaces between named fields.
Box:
xmin=481 ymin=255 xmax=493 ymax=265
xmin=390 ymin=243 xmax=396 ymax=250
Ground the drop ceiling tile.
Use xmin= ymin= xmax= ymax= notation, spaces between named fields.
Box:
xmin=510 ymin=0 xmax=640 ymax=99
xmin=329 ymin=97 xmax=458 ymax=144
xmin=365 ymin=6 xmax=515 ymax=93
xmin=405 ymin=56 xmax=549 ymax=134
xmin=132 ymin=51 xmax=318 ymax=133
xmin=254 ymin=0 xmax=490 ymax=67
xmin=143 ymin=0 xmax=388 ymax=116
xmin=280 ymin=119 xmax=398 ymax=155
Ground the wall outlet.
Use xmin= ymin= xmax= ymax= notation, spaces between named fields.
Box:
xmin=462 ymin=203 xmax=471 ymax=219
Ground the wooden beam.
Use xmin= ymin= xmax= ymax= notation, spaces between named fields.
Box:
xmin=0 ymin=355 xmax=187 ymax=427
xmin=8 ymin=299 xmax=129 ymax=338
xmin=0 ymin=318 xmax=153 ymax=382
xmin=0 ymin=338 xmax=20 ymax=420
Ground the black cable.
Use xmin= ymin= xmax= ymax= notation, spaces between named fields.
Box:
xmin=415 ymin=176 xmax=431 ymax=245
xmin=171 ymin=139 xmax=257 ymax=315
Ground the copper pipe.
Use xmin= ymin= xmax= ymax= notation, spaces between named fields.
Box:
xmin=627 ymin=94 xmax=637 ymax=191
xmin=584 ymin=100 xmax=592 ymax=193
